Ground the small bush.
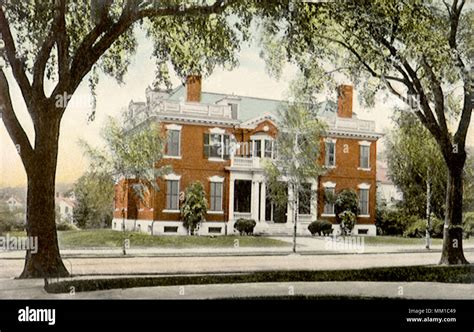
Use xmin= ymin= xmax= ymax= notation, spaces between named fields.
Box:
xmin=308 ymin=220 xmax=333 ymax=236
xmin=234 ymin=219 xmax=256 ymax=235
xmin=0 ymin=218 xmax=24 ymax=234
xmin=463 ymin=212 xmax=474 ymax=238
xmin=376 ymin=208 xmax=410 ymax=236
xmin=403 ymin=216 xmax=443 ymax=238
xmin=339 ymin=211 xmax=356 ymax=236
xmin=56 ymin=221 xmax=79 ymax=231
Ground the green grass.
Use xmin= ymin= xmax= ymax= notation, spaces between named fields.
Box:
xmin=361 ymin=236 xmax=474 ymax=246
xmin=56 ymin=229 xmax=290 ymax=249
xmin=44 ymin=264 xmax=474 ymax=293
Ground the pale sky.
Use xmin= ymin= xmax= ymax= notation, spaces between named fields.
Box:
xmin=1 ymin=29 xmax=473 ymax=187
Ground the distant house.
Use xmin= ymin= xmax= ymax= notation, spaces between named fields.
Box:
xmin=376 ymin=161 xmax=403 ymax=207
xmin=5 ymin=195 xmax=23 ymax=211
xmin=55 ymin=192 xmax=76 ymax=224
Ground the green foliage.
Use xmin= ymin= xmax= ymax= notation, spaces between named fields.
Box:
xmin=403 ymin=216 xmax=444 ymax=239
xmin=385 ymin=111 xmax=448 ymax=219
xmin=0 ymin=202 xmax=24 ymax=234
xmin=263 ymin=98 xmax=325 ymax=218
xmin=338 ymin=211 xmax=357 ymax=236
xmin=81 ymin=114 xmax=169 ymax=211
xmin=463 ymin=212 xmax=474 ymax=238
xmin=308 ymin=220 xmax=333 ymax=236
xmin=180 ymin=182 xmax=207 ymax=235
xmin=234 ymin=218 xmax=256 ymax=235
xmin=56 ymin=221 xmax=79 ymax=231
xmin=73 ymin=172 xmax=114 ymax=229
xmin=376 ymin=207 xmax=411 ymax=236
xmin=334 ymin=189 xmax=359 ymax=223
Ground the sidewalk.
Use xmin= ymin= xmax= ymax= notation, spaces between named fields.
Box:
xmin=1 ymin=278 xmax=473 ymax=300
xmin=2 ymin=236 xmax=472 ymax=259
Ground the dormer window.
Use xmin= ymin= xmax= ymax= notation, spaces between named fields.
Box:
xmin=228 ymin=103 xmax=239 ymax=119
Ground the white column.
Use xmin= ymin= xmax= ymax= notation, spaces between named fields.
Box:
xmin=260 ymin=182 xmax=266 ymax=222
xmin=229 ymin=177 xmax=235 ymax=221
xmin=251 ymin=180 xmax=259 ymax=221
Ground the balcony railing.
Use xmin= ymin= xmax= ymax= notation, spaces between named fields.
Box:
xmin=230 ymin=156 xmax=263 ymax=169
xmin=234 ymin=212 xmax=252 ymax=220
xmin=327 ymin=117 xmax=375 ymax=132
xmin=161 ymin=100 xmax=233 ymax=119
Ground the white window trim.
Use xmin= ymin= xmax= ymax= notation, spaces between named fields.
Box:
xmin=208 ymin=157 xmax=226 ymax=162
xmin=164 ymin=125 xmax=182 ymax=158
xmin=321 ymin=213 xmax=336 ymax=217
xmin=322 ymin=181 xmax=336 ymax=188
xmin=324 ymin=139 xmax=336 ymax=167
xmin=165 ymin=124 xmax=182 ymax=131
xmin=164 ymin=173 xmax=181 ymax=181
xmin=209 ymin=176 xmax=225 ymax=183
xmin=162 ymin=209 xmax=180 ymax=213
xmin=359 ymin=143 xmax=371 ymax=170
xmin=358 ymin=184 xmax=370 ymax=217
xmin=209 ymin=180 xmax=224 ymax=212
xmin=210 ymin=127 xmax=225 ymax=134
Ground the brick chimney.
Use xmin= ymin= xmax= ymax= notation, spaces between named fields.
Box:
xmin=186 ymin=75 xmax=202 ymax=103
xmin=337 ymin=85 xmax=353 ymax=118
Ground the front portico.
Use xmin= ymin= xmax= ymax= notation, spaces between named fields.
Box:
xmin=227 ymin=157 xmax=317 ymax=235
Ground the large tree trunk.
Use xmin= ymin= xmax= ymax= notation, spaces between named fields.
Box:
xmin=439 ymin=154 xmax=469 ymax=265
xmin=19 ymin=113 xmax=69 ymax=278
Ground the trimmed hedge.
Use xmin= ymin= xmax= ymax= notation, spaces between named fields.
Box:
xmin=234 ymin=218 xmax=256 ymax=235
xmin=44 ymin=265 xmax=474 ymax=294
xmin=308 ymin=220 xmax=333 ymax=236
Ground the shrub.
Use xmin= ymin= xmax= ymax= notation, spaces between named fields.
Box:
xmin=403 ymin=216 xmax=443 ymax=238
xmin=334 ymin=189 xmax=359 ymax=223
xmin=376 ymin=208 xmax=409 ymax=236
xmin=181 ymin=182 xmax=207 ymax=235
xmin=339 ymin=211 xmax=356 ymax=236
xmin=308 ymin=220 xmax=333 ymax=236
xmin=462 ymin=212 xmax=474 ymax=238
xmin=56 ymin=221 xmax=79 ymax=231
xmin=234 ymin=219 xmax=256 ymax=235
xmin=0 ymin=218 xmax=24 ymax=234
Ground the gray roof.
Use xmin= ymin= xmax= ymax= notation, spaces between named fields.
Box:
xmin=167 ymin=86 xmax=337 ymax=122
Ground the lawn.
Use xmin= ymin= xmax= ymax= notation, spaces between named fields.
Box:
xmin=56 ymin=229 xmax=290 ymax=249
xmin=361 ymin=236 xmax=474 ymax=246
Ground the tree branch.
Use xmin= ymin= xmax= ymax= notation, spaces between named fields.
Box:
xmin=0 ymin=8 xmax=32 ymax=107
xmin=0 ymin=69 xmax=34 ymax=169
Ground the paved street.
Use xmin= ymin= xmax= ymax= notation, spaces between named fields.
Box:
xmin=0 ymin=250 xmax=473 ymax=299
xmin=2 ymin=250 xmax=474 ymax=279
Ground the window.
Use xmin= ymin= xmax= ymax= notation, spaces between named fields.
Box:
xmin=298 ymin=183 xmax=312 ymax=215
xmin=164 ymin=226 xmax=178 ymax=233
xmin=360 ymin=145 xmax=370 ymax=169
xmin=323 ymin=188 xmax=335 ymax=215
xmin=234 ymin=180 xmax=251 ymax=212
xmin=358 ymin=229 xmax=368 ymax=235
xmin=253 ymin=140 xmax=262 ymax=158
xmin=204 ymin=133 xmax=230 ymax=159
xmin=229 ymin=103 xmax=238 ymax=119
xmin=210 ymin=182 xmax=223 ymax=211
xmin=264 ymin=140 xmax=273 ymax=158
xmin=325 ymin=141 xmax=336 ymax=166
xmin=208 ymin=227 xmax=222 ymax=234
xmin=359 ymin=188 xmax=369 ymax=215
xmin=166 ymin=130 xmax=181 ymax=157
xmin=166 ymin=180 xmax=179 ymax=210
